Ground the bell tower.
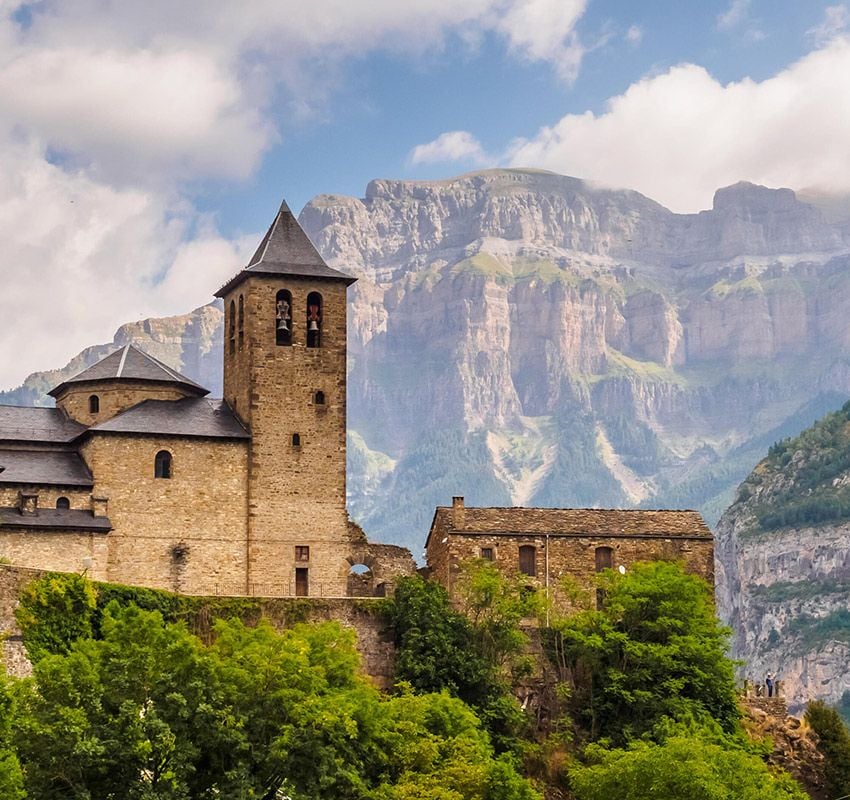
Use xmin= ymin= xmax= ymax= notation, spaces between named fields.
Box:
xmin=215 ymin=201 xmax=356 ymax=597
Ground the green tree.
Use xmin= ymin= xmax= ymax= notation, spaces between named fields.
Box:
xmin=569 ymin=726 xmax=806 ymax=800
xmin=386 ymin=575 xmax=529 ymax=752
xmin=0 ymin=674 xmax=25 ymax=800
xmin=805 ymin=699 xmax=850 ymax=797
xmin=550 ymin=561 xmax=739 ymax=744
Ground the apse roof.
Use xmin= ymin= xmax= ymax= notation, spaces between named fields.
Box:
xmin=49 ymin=344 xmax=208 ymax=398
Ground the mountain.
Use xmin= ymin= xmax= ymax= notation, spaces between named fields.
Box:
xmin=4 ymin=169 xmax=850 ymax=555
xmin=715 ymin=401 xmax=850 ymax=718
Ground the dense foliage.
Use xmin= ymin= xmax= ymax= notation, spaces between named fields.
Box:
xmin=747 ymin=400 xmax=850 ymax=531
xmin=7 ymin=600 xmax=538 ymax=800
xmin=548 ymin=561 xmax=739 ymax=744
xmin=805 ymin=700 xmax=850 ymax=798
xmin=569 ymin=722 xmax=807 ymax=800
xmin=385 ymin=571 xmax=535 ymax=753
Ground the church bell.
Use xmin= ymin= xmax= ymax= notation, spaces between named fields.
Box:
xmin=308 ymin=320 xmax=319 ymax=331
xmin=277 ymin=318 xmax=289 ymax=332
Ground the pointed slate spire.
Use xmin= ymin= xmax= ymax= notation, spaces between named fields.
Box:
xmin=215 ymin=199 xmax=356 ymax=298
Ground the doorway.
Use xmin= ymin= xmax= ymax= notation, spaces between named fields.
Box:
xmin=295 ymin=567 xmax=309 ymax=597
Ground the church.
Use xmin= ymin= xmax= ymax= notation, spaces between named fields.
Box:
xmin=0 ymin=202 xmax=414 ymax=598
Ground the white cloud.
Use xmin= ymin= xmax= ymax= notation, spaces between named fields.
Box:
xmin=808 ymin=4 xmax=849 ymax=45
xmin=409 ymin=131 xmax=490 ymax=167
xmin=625 ymin=25 xmax=643 ymax=46
xmin=717 ymin=0 xmax=751 ymax=30
xmin=493 ymin=0 xmax=587 ymax=82
xmin=508 ymin=39 xmax=850 ymax=213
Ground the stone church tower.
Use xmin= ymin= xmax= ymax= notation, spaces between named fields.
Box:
xmin=215 ymin=202 xmax=356 ymax=597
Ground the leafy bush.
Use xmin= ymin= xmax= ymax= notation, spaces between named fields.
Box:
xmin=805 ymin=700 xmax=850 ymax=797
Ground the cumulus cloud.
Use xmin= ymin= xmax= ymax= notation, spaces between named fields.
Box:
xmin=508 ymin=39 xmax=850 ymax=213
xmin=0 ymin=0 xmax=593 ymax=389
xmin=409 ymin=131 xmax=490 ymax=167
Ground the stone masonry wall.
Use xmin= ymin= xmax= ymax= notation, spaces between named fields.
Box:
xmin=0 ymin=565 xmax=396 ymax=687
xmin=56 ymin=381 xmax=191 ymax=426
xmin=80 ymin=434 xmax=249 ymax=595
xmin=0 ymin=486 xmax=91 ymax=510
xmin=223 ymin=276 xmax=355 ymax=597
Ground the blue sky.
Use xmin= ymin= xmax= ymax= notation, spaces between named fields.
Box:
xmin=1 ymin=0 xmax=849 ymax=387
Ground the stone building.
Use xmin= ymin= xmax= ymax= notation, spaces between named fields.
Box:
xmin=426 ymin=497 xmax=715 ymax=606
xmin=0 ymin=201 xmax=414 ymax=597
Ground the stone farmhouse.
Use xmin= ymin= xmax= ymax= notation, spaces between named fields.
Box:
xmin=426 ymin=497 xmax=715 ymax=605
xmin=0 ymin=200 xmax=714 ymax=604
xmin=0 ymin=201 xmax=413 ymax=598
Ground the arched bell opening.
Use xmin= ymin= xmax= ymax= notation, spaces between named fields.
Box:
xmin=275 ymin=289 xmax=293 ymax=346
xmin=228 ymin=300 xmax=236 ymax=355
xmin=306 ymin=291 xmax=322 ymax=348
xmin=237 ymin=294 xmax=245 ymax=350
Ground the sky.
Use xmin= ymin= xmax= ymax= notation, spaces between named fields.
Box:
xmin=1 ymin=0 xmax=850 ymax=389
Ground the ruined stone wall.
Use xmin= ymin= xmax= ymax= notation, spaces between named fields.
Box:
xmin=80 ymin=434 xmax=249 ymax=595
xmin=222 ymin=276 xmax=354 ymax=597
xmin=56 ymin=381 xmax=191 ymax=426
xmin=429 ymin=530 xmax=715 ymax=606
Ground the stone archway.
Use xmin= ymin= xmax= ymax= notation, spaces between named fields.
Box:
xmin=343 ymin=552 xmax=380 ymax=597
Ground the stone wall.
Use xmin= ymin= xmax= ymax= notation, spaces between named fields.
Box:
xmin=0 ymin=565 xmax=396 ymax=687
xmin=223 ymin=276 xmax=356 ymax=597
xmin=0 ymin=485 xmax=91 ymax=511
xmin=80 ymin=434 xmax=249 ymax=595
xmin=56 ymin=381 xmax=191 ymax=426
xmin=0 ymin=530 xmax=109 ymax=580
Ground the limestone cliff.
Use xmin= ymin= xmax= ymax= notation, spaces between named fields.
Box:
xmin=716 ymin=403 xmax=850 ymax=716
xmin=4 ymin=170 xmax=850 ymax=558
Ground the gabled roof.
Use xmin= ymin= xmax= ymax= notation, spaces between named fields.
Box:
xmin=0 ymin=449 xmax=93 ymax=487
xmin=89 ymin=397 xmax=250 ymax=440
xmin=49 ymin=344 xmax=208 ymax=398
xmin=215 ymin=199 xmax=356 ymax=297
xmin=0 ymin=406 xmax=87 ymax=444
xmin=426 ymin=505 xmax=713 ymax=548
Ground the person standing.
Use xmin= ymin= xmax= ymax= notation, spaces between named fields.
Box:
xmin=766 ymin=672 xmax=774 ymax=698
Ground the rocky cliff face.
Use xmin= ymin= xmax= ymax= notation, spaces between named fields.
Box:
xmin=716 ymin=403 xmax=850 ymax=716
xmin=5 ymin=170 xmax=850 ymax=558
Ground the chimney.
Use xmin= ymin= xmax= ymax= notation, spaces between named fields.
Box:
xmin=91 ymin=496 xmax=109 ymax=518
xmin=18 ymin=491 xmax=38 ymax=516
xmin=451 ymin=496 xmax=465 ymax=529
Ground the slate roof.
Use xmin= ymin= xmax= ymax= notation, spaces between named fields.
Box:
xmin=49 ymin=344 xmax=208 ymax=398
xmin=0 ymin=406 xmax=87 ymax=444
xmin=215 ymin=200 xmax=356 ymax=297
xmin=0 ymin=449 xmax=93 ymax=487
xmin=89 ymin=397 xmax=249 ymax=440
xmin=0 ymin=507 xmax=112 ymax=532
xmin=427 ymin=505 xmax=713 ymax=547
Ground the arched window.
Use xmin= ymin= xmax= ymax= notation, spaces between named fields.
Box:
xmin=89 ymin=395 xmax=100 ymax=414
xmin=228 ymin=300 xmax=236 ymax=355
xmin=154 ymin=450 xmax=172 ymax=479
xmin=238 ymin=294 xmax=245 ymax=350
xmin=275 ymin=289 xmax=293 ymax=346
xmin=519 ymin=545 xmax=536 ymax=577
xmin=306 ymin=291 xmax=322 ymax=348
xmin=291 ymin=433 xmax=301 ymax=447
xmin=56 ymin=497 xmax=70 ymax=510
xmin=314 ymin=390 xmax=325 ymax=405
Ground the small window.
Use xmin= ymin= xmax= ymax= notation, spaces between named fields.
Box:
xmin=291 ymin=433 xmax=301 ymax=447
xmin=238 ymin=294 xmax=245 ymax=350
xmin=89 ymin=395 xmax=100 ymax=414
xmin=295 ymin=545 xmax=310 ymax=562
xmin=276 ymin=289 xmax=293 ymax=346
xmin=481 ymin=547 xmax=494 ymax=561
xmin=595 ymin=547 xmax=614 ymax=572
xmin=314 ymin=390 xmax=325 ymax=405
xmin=519 ymin=545 xmax=536 ymax=577
xmin=229 ymin=300 xmax=236 ymax=355
xmin=154 ymin=450 xmax=172 ymax=479
xmin=56 ymin=497 xmax=70 ymax=510
xmin=306 ymin=291 xmax=322 ymax=348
